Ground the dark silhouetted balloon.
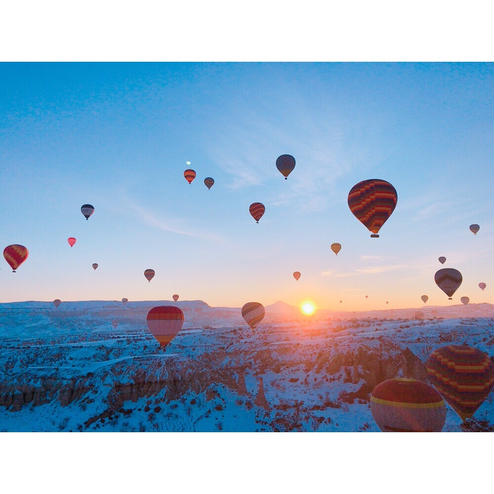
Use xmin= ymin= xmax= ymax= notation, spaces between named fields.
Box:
xmin=81 ymin=204 xmax=94 ymax=220
xmin=67 ymin=237 xmax=76 ymax=247
xmin=331 ymin=243 xmax=342 ymax=255
xmin=53 ymin=299 xmax=62 ymax=308
xmin=249 ymin=202 xmax=265 ymax=223
xmin=479 ymin=282 xmax=486 ymax=291
xmin=121 ymin=298 xmax=128 ymax=305
xmin=421 ymin=295 xmax=428 ymax=303
xmin=348 ymin=179 xmax=397 ymax=237
xmin=276 ymin=154 xmax=296 ymax=180
xmin=241 ymin=302 xmax=265 ymax=329
xmin=3 ymin=244 xmax=29 ymax=272
xmin=438 ymin=256 xmax=446 ymax=264
xmin=144 ymin=269 xmax=155 ymax=282
xmin=184 ymin=169 xmax=196 ymax=184
xmin=146 ymin=306 xmax=184 ymax=347
xmin=426 ymin=345 xmax=494 ymax=421
xmin=92 ymin=263 xmax=98 ymax=270
xmin=173 ymin=294 xmax=179 ymax=302
xmin=370 ymin=378 xmax=446 ymax=432
xmin=293 ymin=271 xmax=301 ymax=281
xmin=434 ymin=268 xmax=462 ymax=300
xmin=460 ymin=296 xmax=470 ymax=305
xmin=204 ymin=177 xmax=214 ymax=189
xmin=469 ymin=224 xmax=480 ymax=235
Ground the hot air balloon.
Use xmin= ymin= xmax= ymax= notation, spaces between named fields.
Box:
xmin=146 ymin=306 xmax=184 ymax=347
xmin=144 ymin=269 xmax=155 ymax=282
xmin=276 ymin=154 xmax=296 ymax=180
xmin=249 ymin=202 xmax=265 ymax=223
xmin=421 ymin=295 xmax=428 ymax=303
xmin=204 ymin=177 xmax=214 ymax=189
xmin=112 ymin=320 xmax=118 ymax=329
xmin=92 ymin=263 xmax=98 ymax=270
xmin=173 ymin=294 xmax=179 ymax=302
xmin=469 ymin=224 xmax=480 ymax=235
xmin=330 ymin=243 xmax=342 ymax=255
xmin=339 ymin=300 xmax=343 ymax=304
xmin=386 ymin=301 xmax=389 ymax=304
xmin=370 ymin=378 xmax=446 ymax=432
xmin=461 ymin=296 xmax=470 ymax=305
xmin=348 ymin=179 xmax=397 ymax=238
xmin=434 ymin=268 xmax=462 ymax=300
xmin=479 ymin=282 xmax=486 ymax=291
xmin=426 ymin=345 xmax=494 ymax=422
xmin=293 ymin=271 xmax=301 ymax=281
xmin=81 ymin=204 xmax=94 ymax=220
xmin=438 ymin=256 xmax=446 ymax=264
xmin=53 ymin=299 xmax=62 ymax=308
xmin=67 ymin=237 xmax=76 ymax=247
xmin=3 ymin=244 xmax=29 ymax=272
xmin=184 ymin=169 xmax=196 ymax=184
xmin=121 ymin=298 xmax=128 ymax=305
xmin=241 ymin=302 xmax=265 ymax=329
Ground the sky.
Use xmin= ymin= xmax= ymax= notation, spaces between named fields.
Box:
xmin=0 ymin=62 xmax=492 ymax=310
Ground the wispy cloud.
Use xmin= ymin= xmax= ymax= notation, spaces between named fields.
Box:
xmin=360 ymin=255 xmax=382 ymax=261
xmin=322 ymin=263 xmax=408 ymax=278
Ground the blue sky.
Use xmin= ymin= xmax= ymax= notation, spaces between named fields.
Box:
xmin=0 ymin=63 xmax=492 ymax=309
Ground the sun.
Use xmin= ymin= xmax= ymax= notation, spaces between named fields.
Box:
xmin=300 ymin=301 xmax=316 ymax=316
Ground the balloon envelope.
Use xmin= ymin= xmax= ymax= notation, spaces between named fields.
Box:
xmin=53 ymin=299 xmax=62 ymax=308
xmin=370 ymin=378 xmax=446 ymax=432
xmin=249 ymin=202 xmax=265 ymax=223
xmin=479 ymin=282 xmax=486 ymax=291
xmin=469 ymin=224 xmax=480 ymax=234
xmin=438 ymin=256 xmax=446 ymax=264
xmin=173 ymin=294 xmax=179 ymax=302
xmin=121 ymin=298 xmax=128 ymax=305
xmin=348 ymin=179 xmax=397 ymax=237
xmin=241 ymin=302 xmax=265 ymax=329
xmin=331 ymin=243 xmax=342 ymax=255
xmin=460 ymin=296 xmax=470 ymax=305
xmin=204 ymin=177 xmax=214 ymax=189
xmin=67 ymin=237 xmax=76 ymax=247
xmin=434 ymin=268 xmax=462 ymax=299
xmin=421 ymin=295 xmax=428 ymax=303
xmin=92 ymin=263 xmax=98 ymax=270
xmin=144 ymin=269 xmax=155 ymax=282
xmin=184 ymin=169 xmax=196 ymax=184
xmin=276 ymin=154 xmax=296 ymax=179
xmin=3 ymin=244 xmax=29 ymax=272
xmin=146 ymin=306 xmax=184 ymax=347
xmin=81 ymin=204 xmax=94 ymax=220
xmin=426 ymin=345 xmax=494 ymax=421
xmin=293 ymin=271 xmax=301 ymax=281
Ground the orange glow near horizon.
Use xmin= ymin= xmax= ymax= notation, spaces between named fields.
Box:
xmin=300 ymin=301 xmax=316 ymax=316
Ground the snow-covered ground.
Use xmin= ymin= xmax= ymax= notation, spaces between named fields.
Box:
xmin=0 ymin=301 xmax=492 ymax=431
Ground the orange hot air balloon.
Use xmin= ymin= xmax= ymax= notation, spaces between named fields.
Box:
xmin=276 ymin=154 xmax=296 ymax=180
xmin=204 ymin=177 xmax=214 ymax=189
xmin=184 ymin=169 xmax=196 ymax=184
xmin=121 ymin=297 xmax=128 ymax=305
xmin=53 ymin=299 xmax=62 ymax=308
xmin=249 ymin=202 xmax=265 ymax=223
xmin=241 ymin=302 xmax=265 ymax=329
xmin=146 ymin=306 xmax=184 ymax=347
xmin=112 ymin=320 xmax=118 ymax=329
xmin=435 ymin=268 xmax=462 ymax=300
xmin=426 ymin=345 xmax=494 ymax=422
xmin=3 ymin=244 xmax=29 ymax=272
xmin=469 ymin=224 xmax=480 ymax=235
xmin=370 ymin=378 xmax=446 ymax=432
xmin=67 ymin=237 xmax=76 ymax=247
xmin=348 ymin=179 xmax=397 ymax=238
xmin=330 ymin=243 xmax=342 ymax=255
xmin=460 ymin=296 xmax=469 ymax=305
xmin=144 ymin=269 xmax=155 ymax=282
xmin=421 ymin=295 xmax=428 ymax=303
xmin=173 ymin=294 xmax=179 ymax=302
xmin=293 ymin=271 xmax=301 ymax=281
xmin=81 ymin=204 xmax=95 ymax=220
xmin=438 ymin=256 xmax=446 ymax=264
xmin=92 ymin=263 xmax=98 ymax=270
xmin=478 ymin=282 xmax=486 ymax=291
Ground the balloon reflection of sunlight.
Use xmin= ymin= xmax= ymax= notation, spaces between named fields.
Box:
xmin=300 ymin=301 xmax=316 ymax=316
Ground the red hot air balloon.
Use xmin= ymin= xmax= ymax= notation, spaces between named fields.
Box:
xmin=330 ymin=243 xmax=342 ymax=255
xmin=426 ymin=345 xmax=494 ymax=422
xmin=172 ymin=294 xmax=179 ymax=302
xmin=469 ymin=224 xmax=480 ymax=235
xmin=370 ymin=378 xmax=446 ymax=432
xmin=67 ymin=237 xmax=76 ymax=247
xmin=276 ymin=154 xmax=296 ymax=180
xmin=184 ymin=169 xmax=196 ymax=184
xmin=434 ymin=268 xmax=462 ymax=300
xmin=460 ymin=296 xmax=470 ymax=305
xmin=3 ymin=244 xmax=29 ymax=272
xmin=81 ymin=204 xmax=95 ymax=220
xmin=421 ymin=295 xmax=428 ymax=303
xmin=438 ymin=256 xmax=446 ymax=264
xmin=144 ymin=269 xmax=155 ymax=282
xmin=479 ymin=282 xmax=486 ymax=291
xmin=53 ymin=299 xmax=62 ymax=308
xmin=241 ymin=302 xmax=265 ymax=329
xmin=204 ymin=177 xmax=214 ymax=189
xmin=121 ymin=298 xmax=128 ymax=305
xmin=146 ymin=306 xmax=184 ymax=347
xmin=249 ymin=202 xmax=265 ymax=223
xmin=293 ymin=271 xmax=301 ymax=281
xmin=348 ymin=179 xmax=397 ymax=238
xmin=92 ymin=263 xmax=98 ymax=270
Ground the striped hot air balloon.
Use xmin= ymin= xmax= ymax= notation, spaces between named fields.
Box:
xmin=370 ymin=378 xmax=446 ymax=432
xmin=434 ymin=268 xmax=462 ymax=300
xmin=67 ymin=237 xmax=76 ymax=247
xmin=184 ymin=169 xmax=196 ymax=184
xmin=478 ymin=282 xmax=486 ymax=291
xmin=3 ymin=244 xmax=29 ymax=272
xmin=293 ymin=271 xmax=301 ymax=281
xmin=146 ymin=306 xmax=184 ymax=347
xmin=241 ymin=302 xmax=265 ymax=329
xmin=204 ymin=177 xmax=214 ymax=189
xmin=144 ymin=269 xmax=155 ymax=282
xmin=81 ymin=204 xmax=94 ymax=220
xmin=249 ymin=202 xmax=265 ymax=223
xmin=469 ymin=224 xmax=480 ymax=235
xmin=438 ymin=256 xmax=446 ymax=264
xmin=426 ymin=345 xmax=494 ymax=422
xmin=173 ymin=294 xmax=179 ymax=302
xmin=330 ymin=242 xmax=342 ymax=255
xmin=53 ymin=299 xmax=62 ymax=308
xmin=421 ymin=295 xmax=428 ymax=303
xmin=276 ymin=154 xmax=296 ymax=180
xmin=348 ymin=179 xmax=397 ymax=238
